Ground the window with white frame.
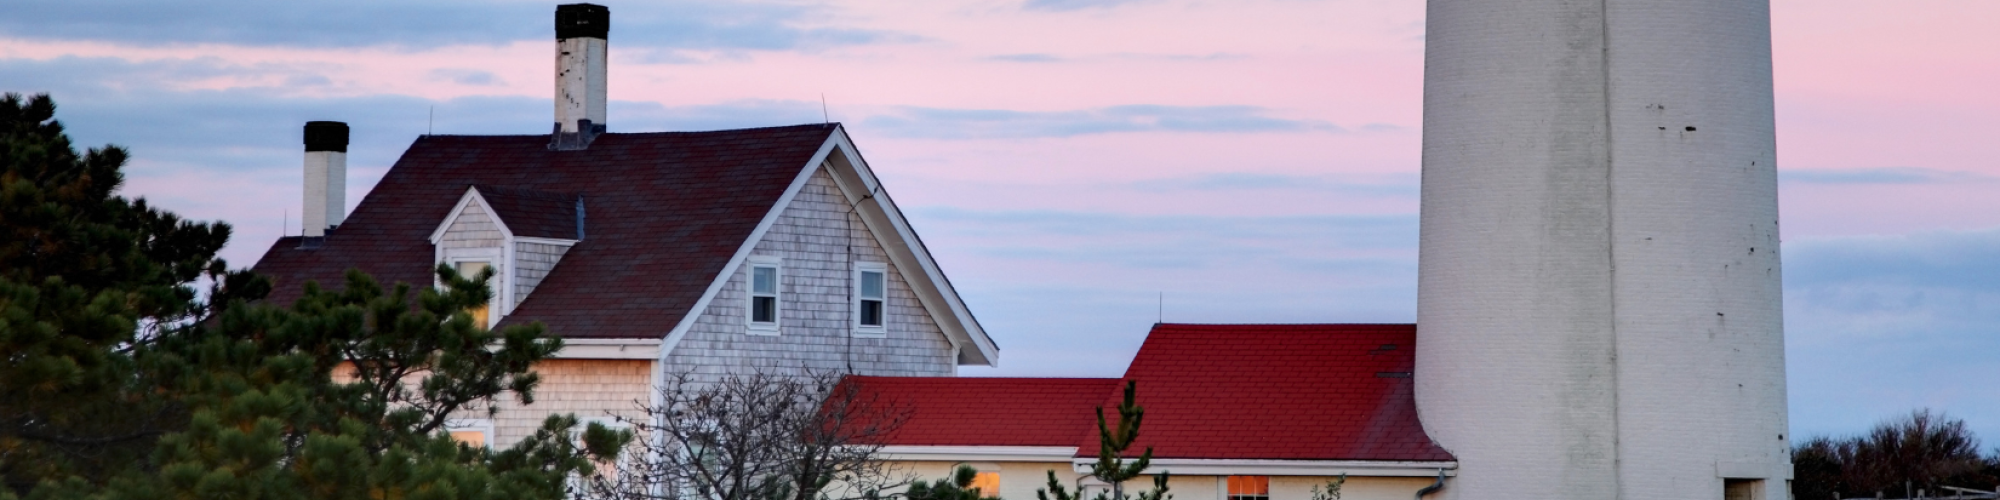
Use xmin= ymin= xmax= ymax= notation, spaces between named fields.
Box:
xmin=854 ymin=262 xmax=887 ymax=335
xmin=569 ymin=417 xmax=633 ymax=496
xmin=445 ymin=419 xmax=494 ymax=448
xmin=747 ymin=257 xmax=782 ymax=333
xmin=453 ymin=260 xmax=494 ymax=330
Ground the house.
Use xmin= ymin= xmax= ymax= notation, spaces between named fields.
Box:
xmin=844 ymin=324 xmax=1454 ymax=500
xmin=250 ymin=3 xmax=996 ymax=449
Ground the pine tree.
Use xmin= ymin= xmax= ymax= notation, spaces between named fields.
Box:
xmin=1038 ymin=381 xmax=1169 ymax=500
xmin=0 ymin=93 xmax=624 ymax=500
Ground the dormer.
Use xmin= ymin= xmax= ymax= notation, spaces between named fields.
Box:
xmin=429 ymin=185 xmax=584 ymax=327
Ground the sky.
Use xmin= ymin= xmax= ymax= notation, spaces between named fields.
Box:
xmin=3 ymin=0 xmax=1997 ymax=444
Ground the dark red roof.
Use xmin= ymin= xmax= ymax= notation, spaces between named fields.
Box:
xmin=845 ymin=376 xmax=1121 ymax=447
xmin=1098 ymin=323 xmax=1451 ymax=462
xmin=849 ymin=324 xmax=1452 ymax=463
xmin=476 ymin=185 xmax=580 ymax=240
xmin=252 ymin=124 xmax=838 ymax=339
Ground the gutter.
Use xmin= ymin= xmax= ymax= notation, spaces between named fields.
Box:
xmin=1415 ymin=469 xmax=1447 ymax=499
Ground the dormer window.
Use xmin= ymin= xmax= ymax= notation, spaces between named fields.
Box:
xmin=854 ymin=262 xmax=887 ymax=336
xmin=747 ymin=257 xmax=782 ymax=334
xmin=456 ymin=260 xmax=494 ymax=329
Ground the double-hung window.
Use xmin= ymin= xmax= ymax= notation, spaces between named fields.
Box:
xmin=454 ymin=260 xmax=494 ymax=330
xmin=1226 ymin=476 xmax=1269 ymax=500
xmin=854 ymin=262 xmax=887 ymax=336
xmin=747 ymin=257 xmax=781 ymax=334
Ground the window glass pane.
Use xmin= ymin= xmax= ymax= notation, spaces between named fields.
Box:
xmin=449 ymin=430 xmax=486 ymax=447
xmin=753 ymin=266 xmax=777 ymax=294
xmin=860 ymin=270 xmax=884 ymax=299
xmin=1227 ymin=476 xmax=1269 ymax=498
xmin=456 ymin=261 xmax=489 ymax=278
xmin=860 ymin=300 xmax=883 ymax=327
xmin=455 ymin=261 xmax=492 ymax=329
xmin=753 ymin=297 xmax=776 ymax=323
xmin=969 ymin=472 xmax=999 ymax=498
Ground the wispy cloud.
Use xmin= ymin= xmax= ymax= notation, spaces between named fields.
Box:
xmin=427 ymin=68 xmax=503 ymax=86
xmin=1125 ymin=173 xmax=1418 ymax=197
xmin=1779 ymin=167 xmax=1995 ymax=185
xmin=0 ymin=0 xmax=911 ymax=51
xmin=1783 ymin=228 xmax=2000 ymax=441
xmin=862 ymin=104 xmax=1338 ymax=139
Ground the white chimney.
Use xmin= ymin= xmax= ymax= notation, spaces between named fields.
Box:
xmin=302 ymin=121 xmax=348 ymax=238
xmin=552 ymin=3 xmax=607 ymax=150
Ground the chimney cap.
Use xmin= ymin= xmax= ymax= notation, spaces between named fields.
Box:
xmin=304 ymin=121 xmax=349 ymax=152
xmin=556 ymin=4 xmax=609 ymax=40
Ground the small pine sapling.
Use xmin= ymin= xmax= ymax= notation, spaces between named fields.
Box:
xmin=1038 ymin=381 xmax=1170 ymax=500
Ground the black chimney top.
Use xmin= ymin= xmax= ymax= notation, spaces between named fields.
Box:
xmin=304 ymin=121 xmax=349 ymax=152
xmin=556 ymin=4 xmax=609 ymax=40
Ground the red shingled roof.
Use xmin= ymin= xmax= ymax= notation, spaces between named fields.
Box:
xmin=252 ymin=124 xmax=837 ymax=339
xmin=849 ymin=324 xmax=1451 ymax=463
xmin=845 ymin=377 xmax=1120 ymax=447
xmin=1099 ymin=323 xmax=1451 ymax=461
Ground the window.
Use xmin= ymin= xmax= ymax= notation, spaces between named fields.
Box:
xmin=570 ymin=418 xmax=632 ymax=494
xmin=854 ymin=262 xmax=887 ymax=335
xmin=455 ymin=260 xmax=492 ymax=329
xmin=446 ymin=419 xmax=494 ymax=448
xmin=1227 ymin=476 xmax=1269 ymax=500
xmin=968 ymin=471 xmax=999 ymax=498
xmin=747 ymin=258 xmax=781 ymax=333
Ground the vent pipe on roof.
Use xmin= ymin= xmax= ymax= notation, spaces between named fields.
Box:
xmin=302 ymin=121 xmax=348 ymax=238
xmin=551 ymin=3 xmax=608 ymax=151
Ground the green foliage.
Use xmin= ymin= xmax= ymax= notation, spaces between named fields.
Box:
xmin=1792 ymin=409 xmax=1998 ymax=499
xmin=0 ymin=93 xmax=625 ymax=500
xmin=1038 ymin=381 xmax=1169 ymax=500
xmin=903 ymin=466 xmax=996 ymax=500
xmin=1308 ymin=475 xmax=1344 ymax=500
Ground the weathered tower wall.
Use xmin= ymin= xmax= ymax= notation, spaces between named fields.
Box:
xmin=1415 ymin=1 xmax=1790 ymax=499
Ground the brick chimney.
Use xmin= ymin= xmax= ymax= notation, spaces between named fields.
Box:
xmin=551 ymin=3 xmax=608 ymax=150
xmin=302 ymin=121 xmax=348 ymax=237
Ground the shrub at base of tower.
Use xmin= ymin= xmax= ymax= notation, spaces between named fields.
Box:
xmin=0 ymin=92 xmax=623 ymax=500
xmin=1790 ymin=409 xmax=1998 ymax=499
xmin=1038 ymin=381 xmax=1170 ymax=500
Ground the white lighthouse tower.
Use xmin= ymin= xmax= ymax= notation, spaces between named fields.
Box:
xmin=1414 ymin=1 xmax=1791 ymax=499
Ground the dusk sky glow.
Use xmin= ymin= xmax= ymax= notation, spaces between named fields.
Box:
xmin=4 ymin=0 xmax=1997 ymax=443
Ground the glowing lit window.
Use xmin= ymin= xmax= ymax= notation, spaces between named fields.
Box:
xmin=455 ymin=261 xmax=492 ymax=329
xmin=855 ymin=262 xmax=887 ymax=335
xmin=1227 ymin=476 xmax=1269 ymax=500
xmin=446 ymin=420 xmax=492 ymax=448
xmin=968 ymin=471 xmax=999 ymax=498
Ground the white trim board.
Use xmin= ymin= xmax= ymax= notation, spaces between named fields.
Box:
xmin=1068 ymin=458 xmax=1458 ymax=477
xmin=552 ymin=338 xmax=662 ymax=360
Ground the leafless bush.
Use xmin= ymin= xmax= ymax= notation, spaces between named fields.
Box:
xmin=577 ymin=370 xmax=913 ymax=500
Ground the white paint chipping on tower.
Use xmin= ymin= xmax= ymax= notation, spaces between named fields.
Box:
xmin=552 ymin=3 xmax=607 ymax=150
xmin=301 ymin=120 xmax=347 ymax=237
xmin=1414 ymin=1 xmax=1789 ymax=499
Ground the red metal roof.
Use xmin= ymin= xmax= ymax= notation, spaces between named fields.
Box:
xmin=1099 ymin=323 xmax=1451 ymax=461
xmin=252 ymin=124 xmax=837 ymax=339
xmin=845 ymin=377 xmax=1121 ymax=447
xmin=849 ymin=324 xmax=1452 ymax=463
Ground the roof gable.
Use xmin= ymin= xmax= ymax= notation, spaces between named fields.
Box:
xmin=253 ymin=124 xmax=839 ymax=339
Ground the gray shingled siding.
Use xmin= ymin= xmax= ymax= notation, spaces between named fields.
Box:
xmin=441 ymin=202 xmax=503 ymax=249
xmin=669 ymin=167 xmax=955 ymax=381
xmin=513 ymin=241 xmax=571 ymax=307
